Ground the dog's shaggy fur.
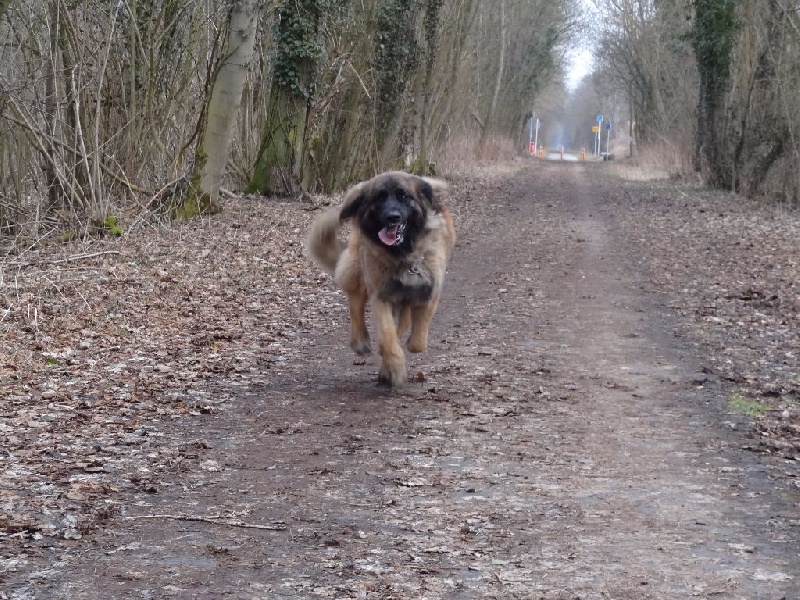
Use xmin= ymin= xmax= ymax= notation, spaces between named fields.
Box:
xmin=306 ymin=171 xmax=456 ymax=386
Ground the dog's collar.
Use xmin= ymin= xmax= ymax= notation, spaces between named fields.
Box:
xmin=403 ymin=253 xmax=425 ymax=275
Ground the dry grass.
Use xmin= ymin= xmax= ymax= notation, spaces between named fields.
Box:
xmin=438 ymin=132 xmax=520 ymax=178
xmin=609 ymin=142 xmax=695 ymax=182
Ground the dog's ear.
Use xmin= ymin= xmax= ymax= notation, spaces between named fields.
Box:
xmin=339 ymin=181 xmax=366 ymax=221
xmin=417 ymin=176 xmax=448 ymax=211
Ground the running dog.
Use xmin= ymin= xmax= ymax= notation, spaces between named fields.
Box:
xmin=306 ymin=171 xmax=456 ymax=386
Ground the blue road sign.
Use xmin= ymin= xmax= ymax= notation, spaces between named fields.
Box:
xmin=597 ymin=114 xmax=604 ymax=123
xmin=606 ymin=122 xmax=612 ymax=130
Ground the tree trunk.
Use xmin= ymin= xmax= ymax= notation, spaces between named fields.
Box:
xmin=691 ymin=0 xmax=737 ymax=186
xmin=0 ymin=0 xmax=12 ymax=22
xmin=248 ymin=0 xmax=323 ymax=197
xmin=478 ymin=0 xmax=505 ymax=154
xmin=427 ymin=0 xmax=477 ymax=156
xmin=248 ymin=88 xmax=309 ymax=197
xmin=411 ymin=0 xmax=444 ymax=176
xmin=176 ymin=0 xmax=258 ymax=219
xmin=128 ymin=0 xmax=138 ymax=151
xmin=43 ymin=0 xmax=61 ymax=212
xmin=629 ymin=82 xmax=635 ymax=158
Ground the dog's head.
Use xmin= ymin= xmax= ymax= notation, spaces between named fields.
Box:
xmin=338 ymin=171 xmax=448 ymax=252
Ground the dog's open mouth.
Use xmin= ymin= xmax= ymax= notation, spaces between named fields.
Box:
xmin=378 ymin=222 xmax=406 ymax=246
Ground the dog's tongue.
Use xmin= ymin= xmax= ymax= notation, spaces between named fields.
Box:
xmin=378 ymin=224 xmax=400 ymax=246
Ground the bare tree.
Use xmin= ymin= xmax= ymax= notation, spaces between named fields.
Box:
xmin=0 ymin=0 xmax=578 ymax=243
xmin=177 ymin=0 xmax=259 ymax=218
xmin=592 ymin=0 xmax=799 ymax=202
xmin=248 ymin=0 xmax=334 ymax=197
xmin=595 ymin=0 xmax=696 ymax=150
xmin=476 ymin=0 xmax=507 ymax=156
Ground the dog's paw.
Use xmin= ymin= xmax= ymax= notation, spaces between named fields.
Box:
xmin=377 ymin=361 xmax=406 ymax=387
xmin=351 ymin=338 xmax=372 ymax=356
xmin=406 ymin=335 xmax=427 ymax=354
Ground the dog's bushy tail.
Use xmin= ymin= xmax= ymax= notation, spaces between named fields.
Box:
xmin=305 ymin=207 xmax=344 ymax=275
xmin=307 ymin=180 xmax=365 ymax=274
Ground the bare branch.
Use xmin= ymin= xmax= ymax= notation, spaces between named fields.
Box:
xmin=125 ymin=514 xmax=287 ymax=531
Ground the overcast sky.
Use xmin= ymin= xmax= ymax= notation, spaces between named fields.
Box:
xmin=566 ymin=0 xmax=597 ymax=90
xmin=566 ymin=48 xmax=594 ymax=91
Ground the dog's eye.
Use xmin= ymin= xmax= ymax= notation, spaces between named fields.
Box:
xmin=395 ymin=189 xmax=407 ymax=201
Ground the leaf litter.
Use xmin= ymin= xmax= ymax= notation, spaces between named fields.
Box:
xmin=609 ymin=180 xmax=799 ymax=462
xmin=0 ymin=161 xmax=798 ymax=597
xmin=1 ymin=196 xmax=339 ymax=546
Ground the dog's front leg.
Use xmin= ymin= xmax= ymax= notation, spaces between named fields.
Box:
xmin=374 ymin=300 xmax=406 ymax=386
xmin=407 ymin=296 xmax=440 ymax=354
xmin=396 ymin=305 xmax=412 ymax=339
xmin=347 ymin=288 xmax=371 ymax=355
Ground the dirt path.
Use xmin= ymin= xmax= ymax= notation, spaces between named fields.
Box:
xmin=4 ymin=163 xmax=798 ymax=599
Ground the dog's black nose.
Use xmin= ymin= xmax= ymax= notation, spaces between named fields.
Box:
xmin=384 ymin=210 xmax=403 ymax=224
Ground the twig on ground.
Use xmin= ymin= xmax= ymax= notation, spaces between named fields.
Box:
xmin=4 ymin=250 xmax=122 ymax=268
xmin=47 ymin=250 xmax=122 ymax=265
xmin=125 ymin=514 xmax=287 ymax=531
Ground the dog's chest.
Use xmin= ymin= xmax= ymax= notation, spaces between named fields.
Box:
xmin=377 ymin=258 xmax=434 ymax=306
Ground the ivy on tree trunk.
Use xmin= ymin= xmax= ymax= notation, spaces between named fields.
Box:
xmin=248 ymin=0 xmax=328 ymax=197
xmin=690 ymin=0 xmax=738 ymax=188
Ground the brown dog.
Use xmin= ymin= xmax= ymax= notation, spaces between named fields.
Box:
xmin=306 ymin=171 xmax=456 ymax=386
